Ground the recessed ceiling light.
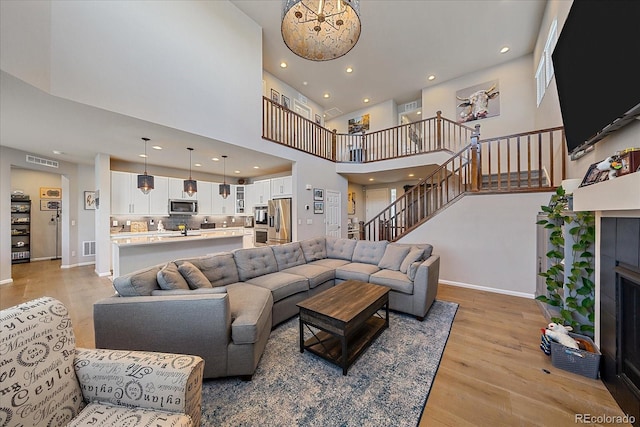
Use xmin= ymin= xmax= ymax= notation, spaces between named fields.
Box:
xmin=234 ymin=170 xmax=241 ymax=174
xmin=253 ymin=166 xmax=260 ymax=169
xmin=363 ymin=98 xmax=370 ymax=103
xmin=280 ymin=62 xmax=287 ymax=68
xmin=368 ymin=178 xmax=374 ymax=181
xmin=52 ymin=150 xmax=64 ymax=155
xmin=346 ymin=67 xmax=353 ymax=73
xmin=303 ymin=81 xmax=308 ymax=86
xmin=152 ymin=145 xmax=162 ymax=150
xmin=417 ymin=111 xmax=421 ymax=115
xmin=500 ymin=46 xmax=510 ymax=54
xmin=194 ymin=163 xmax=202 ymax=167
xmin=409 ymin=173 xmax=415 ymax=177
xmin=212 ymin=157 xmax=219 ymax=161
xmin=323 ymin=93 xmax=330 ymax=98
xmin=139 ymin=154 xmax=147 ymax=158
xmin=427 ymin=75 xmax=436 ymax=81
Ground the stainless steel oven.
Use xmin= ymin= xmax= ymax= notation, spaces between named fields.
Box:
xmin=254 ymin=227 xmax=268 ymax=246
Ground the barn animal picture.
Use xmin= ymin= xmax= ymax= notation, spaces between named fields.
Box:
xmin=456 ymin=80 xmax=500 ymax=123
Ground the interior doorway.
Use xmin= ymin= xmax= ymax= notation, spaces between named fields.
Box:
xmin=325 ymin=190 xmax=341 ymax=238
xmin=365 ymin=188 xmax=389 ymax=241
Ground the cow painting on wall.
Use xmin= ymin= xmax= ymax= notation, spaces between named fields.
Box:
xmin=456 ymin=80 xmax=500 ymax=123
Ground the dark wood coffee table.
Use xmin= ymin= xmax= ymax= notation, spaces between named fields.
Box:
xmin=297 ymin=280 xmax=390 ymax=375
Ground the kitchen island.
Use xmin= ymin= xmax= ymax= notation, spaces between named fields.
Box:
xmin=111 ymin=229 xmax=243 ymax=278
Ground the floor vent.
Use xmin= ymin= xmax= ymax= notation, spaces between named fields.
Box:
xmin=82 ymin=241 xmax=96 ymax=257
xmin=26 ymin=154 xmax=59 ymax=168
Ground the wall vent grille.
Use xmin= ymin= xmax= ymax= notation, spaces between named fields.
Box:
xmin=82 ymin=241 xmax=96 ymax=257
xmin=26 ymin=155 xmax=59 ymax=168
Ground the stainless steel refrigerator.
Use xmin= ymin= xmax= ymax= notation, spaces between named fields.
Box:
xmin=267 ymin=198 xmax=292 ymax=245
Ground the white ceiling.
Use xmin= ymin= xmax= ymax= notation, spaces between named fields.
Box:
xmin=1 ymin=0 xmax=547 ymax=182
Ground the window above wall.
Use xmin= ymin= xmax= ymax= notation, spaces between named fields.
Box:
xmin=535 ymin=18 xmax=558 ymax=107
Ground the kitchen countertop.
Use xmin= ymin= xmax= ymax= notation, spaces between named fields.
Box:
xmin=111 ymin=229 xmax=244 ymax=246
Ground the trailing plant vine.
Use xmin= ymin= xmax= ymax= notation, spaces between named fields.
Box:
xmin=536 ymin=186 xmax=596 ymax=336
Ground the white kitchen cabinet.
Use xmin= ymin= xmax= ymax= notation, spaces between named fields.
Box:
xmin=253 ymin=179 xmax=271 ymax=205
xmin=197 ymin=181 xmax=214 ymax=215
xmin=168 ymin=177 xmax=198 ymax=200
xmin=244 ymin=184 xmax=256 ymax=213
xmin=149 ymin=176 xmax=169 ymax=215
xmin=209 ymin=183 xmax=235 ymax=214
xmin=235 ymin=186 xmax=246 ymax=215
xmin=111 ymin=171 xmax=150 ymax=215
xmin=271 ymin=176 xmax=292 ymax=198
xmin=243 ymin=228 xmax=255 ymax=248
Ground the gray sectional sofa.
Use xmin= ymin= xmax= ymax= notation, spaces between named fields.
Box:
xmin=94 ymin=236 xmax=440 ymax=379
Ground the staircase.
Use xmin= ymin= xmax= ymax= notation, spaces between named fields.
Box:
xmin=362 ymin=127 xmax=566 ymax=241
xmin=260 ymin=96 xmax=566 ymax=242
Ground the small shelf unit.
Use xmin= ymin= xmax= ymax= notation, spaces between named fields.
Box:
xmin=11 ymin=195 xmax=31 ymax=264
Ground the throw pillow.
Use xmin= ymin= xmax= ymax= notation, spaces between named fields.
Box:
xmin=378 ymin=244 xmax=411 ymax=271
xmin=400 ymin=247 xmax=425 ymax=274
xmin=157 ymin=262 xmax=190 ymax=290
xmin=178 ymin=261 xmax=213 ymax=289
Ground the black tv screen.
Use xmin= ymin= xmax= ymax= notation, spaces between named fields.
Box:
xmin=552 ymin=0 xmax=640 ymax=155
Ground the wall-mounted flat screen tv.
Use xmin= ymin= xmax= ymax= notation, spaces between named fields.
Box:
xmin=552 ymin=0 xmax=640 ymax=157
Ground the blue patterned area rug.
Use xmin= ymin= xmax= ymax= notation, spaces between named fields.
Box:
xmin=201 ymin=300 xmax=458 ymax=427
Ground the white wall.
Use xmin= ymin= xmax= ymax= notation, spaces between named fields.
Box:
xmin=400 ymin=192 xmax=553 ymax=297
xmin=422 ymin=55 xmax=537 ymax=140
xmin=263 ymin=71 xmax=325 ymax=125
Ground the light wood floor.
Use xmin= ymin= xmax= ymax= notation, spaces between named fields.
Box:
xmin=1 ymin=260 xmax=630 ymax=426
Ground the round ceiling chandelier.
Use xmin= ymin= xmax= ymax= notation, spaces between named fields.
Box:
xmin=281 ymin=0 xmax=361 ymax=61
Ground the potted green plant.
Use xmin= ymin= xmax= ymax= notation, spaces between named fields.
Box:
xmin=536 ymin=186 xmax=595 ymax=337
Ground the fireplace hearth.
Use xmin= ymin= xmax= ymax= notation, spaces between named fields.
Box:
xmin=600 ymin=218 xmax=640 ymax=425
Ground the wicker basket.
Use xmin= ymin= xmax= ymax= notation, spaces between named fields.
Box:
xmin=550 ymin=332 xmax=601 ymax=379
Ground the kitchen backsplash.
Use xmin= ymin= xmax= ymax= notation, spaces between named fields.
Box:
xmin=110 ymin=215 xmax=244 ymax=233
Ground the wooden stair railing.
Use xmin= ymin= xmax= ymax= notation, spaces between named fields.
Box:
xmin=262 ymin=96 xmax=476 ymax=163
xmin=363 ymin=126 xmax=567 ymax=241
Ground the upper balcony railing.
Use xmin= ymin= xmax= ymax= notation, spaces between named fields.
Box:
xmin=262 ymin=97 xmax=476 ymax=162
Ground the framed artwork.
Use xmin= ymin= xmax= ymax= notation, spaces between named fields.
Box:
xmin=314 ymin=201 xmax=324 ymax=214
xmin=579 ymin=161 xmax=608 ymax=187
xmin=40 ymin=200 xmax=60 ymax=211
xmin=456 ymin=79 xmax=500 ymax=123
xmin=84 ymin=191 xmax=97 ymax=210
xmin=315 ymin=114 xmax=321 ymax=125
xmin=40 ymin=187 xmax=61 ymax=199
xmin=347 ymin=191 xmax=356 ymax=215
xmin=271 ymin=89 xmax=280 ymax=104
xmin=348 ymin=114 xmax=370 ymax=134
xmin=281 ymin=95 xmax=290 ymax=109
xmin=313 ymin=188 xmax=324 ymax=201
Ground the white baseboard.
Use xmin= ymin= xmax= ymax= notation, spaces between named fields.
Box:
xmin=96 ymin=271 xmax=112 ymax=277
xmin=440 ymin=279 xmax=534 ymax=299
xmin=0 ymin=278 xmax=14 ymax=286
xmin=32 ymin=257 xmax=61 ymax=262
xmin=61 ymin=261 xmax=95 ymax=269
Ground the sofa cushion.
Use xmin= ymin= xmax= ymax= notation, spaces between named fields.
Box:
xmin=370 ymin=269 xmax=414 ymax=294
xmin=157 ymin=262 xmax=190 ymax=290
xmin=246 ymin=272 xmax=309 ymax=302
xmin=352 ymin=240 xmax=388 ymax=265
xmin=378 ymin=244 xmax=411 ymax=271
xmin=335 ymin=262 xmax=381 ymax=282
xmin=272 ymin=242 xmax=306 ymax=270
xmin=178 ymin=261 xmax=213 ymax=289
xmin=310 ymin=258 xmax=351 ymax=269
xmin=233 ymin=246 xmax=278 ymax=281
xmin=226 ymin=283 xmax=273 ymax=345
xmin=176 ymin=253 xmax=239 ymax=287
xmin=325 ymin=236 xmax=357 ymax=261
xmin=300 ymin=237 xmax=327 ymax=262
xmin=113 ymin=265 xmax=162 ymax=296
xmin=400 ymin=247 xmax=425 ymax=274
xmin=281 ymin=264 xmax=335 ymax=289
xmin=151 ymin=287 xmax=227 ymax=296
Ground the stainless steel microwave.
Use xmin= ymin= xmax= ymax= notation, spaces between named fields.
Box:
xmin=169 ymin=199 xmax=198 ymax=215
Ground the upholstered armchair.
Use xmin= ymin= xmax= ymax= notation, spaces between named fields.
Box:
xmin=0 ymin=297 xmax=204 ymax=427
